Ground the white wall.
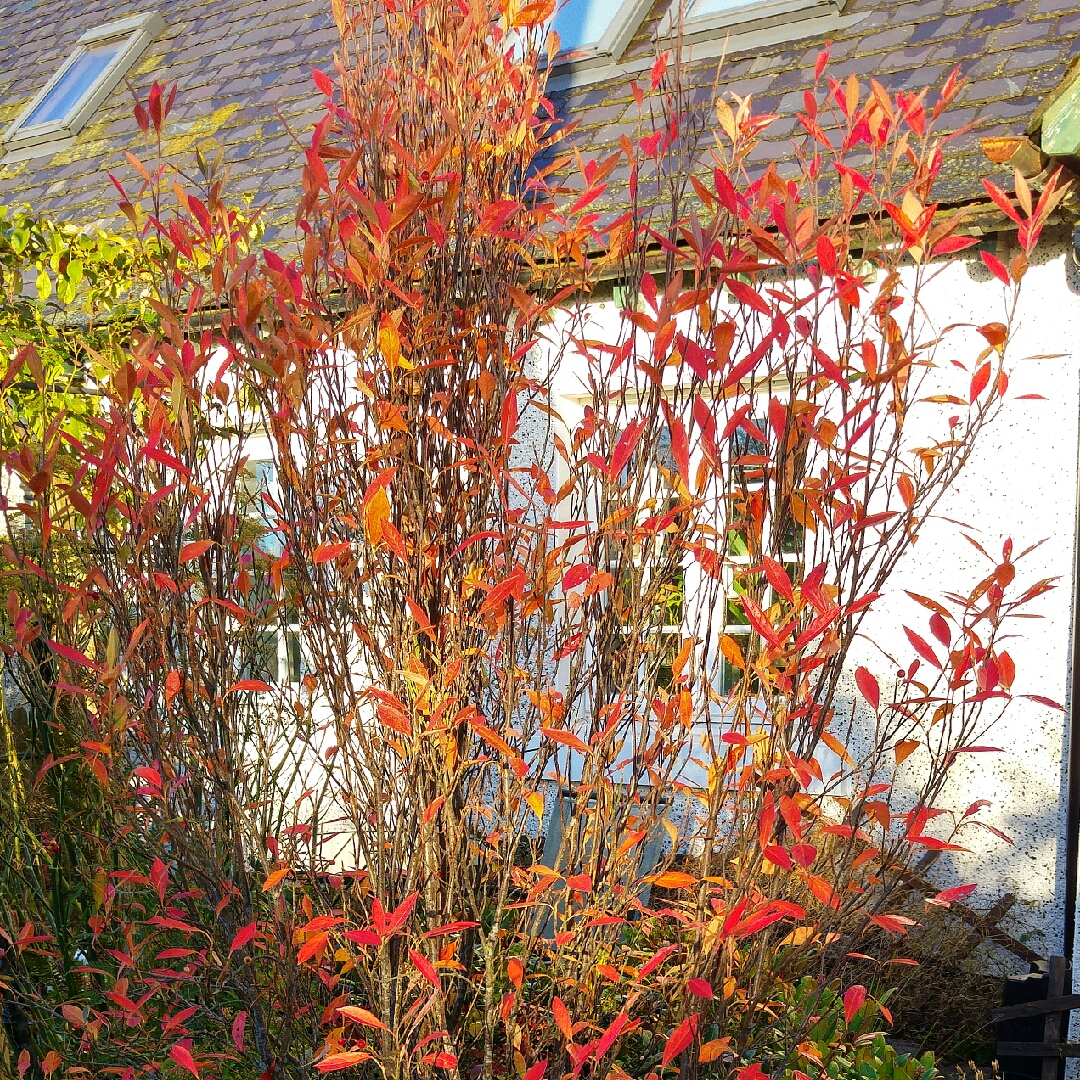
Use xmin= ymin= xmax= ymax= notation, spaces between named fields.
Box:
xmin=539 ymin=232 xmax=1080 ymax=965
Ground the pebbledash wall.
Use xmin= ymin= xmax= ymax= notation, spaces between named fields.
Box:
xmin=531 ymin=229 xmax=1080 ymax=970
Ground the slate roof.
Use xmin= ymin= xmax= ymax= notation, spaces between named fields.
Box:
xmin=0 ymin=0 xmax=338 ymax=240
xmin=0 ymin=0 xmax=1074 ymax=239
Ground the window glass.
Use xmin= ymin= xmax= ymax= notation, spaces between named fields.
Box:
xmin=23 ymin=40 xmax=124 ymax=128
xmin=551 ymin=0 xmax=622 ymax=53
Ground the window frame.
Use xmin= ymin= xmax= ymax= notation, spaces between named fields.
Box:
xmin=546 ymin=0 xmax=657 ymax=72
xmin=4 ymin=12 xmax=165 ymax=156
xmin=664 ymin=0 xmax=848 ymax=42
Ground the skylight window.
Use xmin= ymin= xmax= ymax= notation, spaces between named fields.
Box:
xmin=548 ymin=0 xmax=654 ymax=65
xmin=676 ymin=0 xmax=844 ymax=35
xmin=4 ymin=13 xmax=164 ymax=158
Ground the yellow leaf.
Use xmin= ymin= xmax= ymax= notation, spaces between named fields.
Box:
xmin=378 ymin=324 xmax=411 ymax=370
xmin=722 ymin=976 xmax=736 ymax=999
xmin=894 ymin=739 xmax=920 ymax=765
xmin=715 ymin=97 xmax=737 ymax=141
xmin=525 ymin=791 xmax=544 ymax=819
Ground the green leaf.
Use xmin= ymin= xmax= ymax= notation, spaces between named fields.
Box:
xmin=35 ymin=270 xmax=51 ymax=300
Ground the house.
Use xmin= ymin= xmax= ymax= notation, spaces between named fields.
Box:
xmin=1 ymin=0 xmax=1080 ymax=982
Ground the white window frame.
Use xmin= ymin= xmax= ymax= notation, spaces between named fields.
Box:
xmin=546 ymin=0 xmax=656 ymax=71
xmin=3 ymin=12 xmax=165 ymax=157
xmin=546 ymin=0 xmax=856 ymax=89
xmin=661 ymin=0 xmax=848 ymax=43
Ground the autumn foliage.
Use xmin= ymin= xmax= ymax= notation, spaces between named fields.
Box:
xmin=0 ymin=2 xmax=1066 ymax=1080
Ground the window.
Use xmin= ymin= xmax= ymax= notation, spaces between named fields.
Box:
xmin=720 ymin=414 xmax=804 ymax=695
xmin=669 ymin=0 xmax=848 ymax=41
xmin=547 ymin=0 xmax=654 ymax=67
xmin=4 ymin=13 xmax=165 ymax=157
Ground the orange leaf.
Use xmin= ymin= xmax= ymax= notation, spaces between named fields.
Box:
xmin=313 ymin=541 xmax=352 ymax=565
xmin=540 ymin=727 xmax=588 ymax=753
xmin=552 ymin=996 xmax=574 ymax=1041
xmin=338 ymin=1005 xmax=388 ymax=1030
xmin=180 ymin=539 xmax=214 ymax=563
xmin=297 ymin=930 xmax=328 ymax=963
xmin=365 ymin=485 xmax=391 ymax=545
xmin=508 ymin=956 xmax=524 ymax=990
xmin=894 ymin=739 xmax=919 ymax=765
xmin=650 ymin=871 xmax=697 ymax=890
xmin=316 ymin=1052 xmax=373 ymax=1072
xmin=699 ymin=1038 xmax=732 ymax=1063
xmin=262 ymin=866 xmax=290 ymax=891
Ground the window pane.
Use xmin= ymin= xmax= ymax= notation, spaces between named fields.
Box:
xmin=24 ymin=40 xmax=124 ymax=128
xmin=551 ymin=0 xmax=622 ymax=52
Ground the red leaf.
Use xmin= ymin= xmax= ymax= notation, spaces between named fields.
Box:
xmin=982 ymin=179 xmax=1022 ymax=225
xmin=610 ymin=421 xmax=645 ymax=482
xmin=344 ymin=929 xmax=381 ymax=946
xmin=524 ymin=1064 xmax=548 ymax=1080
xmin=816 ymin=235 xmax=837 ymax=275
xmin=855 ymin=667 xmax=880 ymax=711
xmin=843 ymin=984 xmax=867 ymax=1025
xmin=662 ymin=403 xmax=690 ymax=485
xmin=904 ymin=627 xmax=940 ymax=668
xmin=422 ymin=921 xmax=479 ymax=938
xmin=47 ymin=640 xmax=99 ymax=671
xmin=227 ymin=679 xmax=273 ymax=694
xmin=933 ymin=883 xmax=977 ymax=905
xmin=980 ymin=250 xmax=1011 ymax=285
xmin=169 ymin=1044 xmax=200 ymax=1078
xmin=229 ymin=922 xmax=256 ymax=955
xmin=663 ymin=1014 xmax=699 ymax=1066
xmin=929 ymin=614 xmax=951 ymax=646
xmin=297 ymin=931 xmax=329 ymax=963
xmin=650 ymin=50 xmax=669 ymax=90
xmin=970 ymin=361 xmax=992 ymax=401
xmin=688 ymin=978 xmax=714 ymax=999
xmin=931 ymin=235 xmax=979 ymax=256
xmin=562 ymin=563 xmax=594 ymax=591
xmin=231 ymin=1012 xmax=247 ymax=1053
xmin=726 ymin=278 xmax=771 ymax=316
xmin=762 ymin=556 xmax=794 ymax=603
xmin=409 ymin=948 xmax=441 ymax=990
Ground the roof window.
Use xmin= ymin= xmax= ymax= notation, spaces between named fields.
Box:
xmin=4 ymin=12 xmax=164 ymax=159
xmin=548 ymin=0 xmax=655 ymax=68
